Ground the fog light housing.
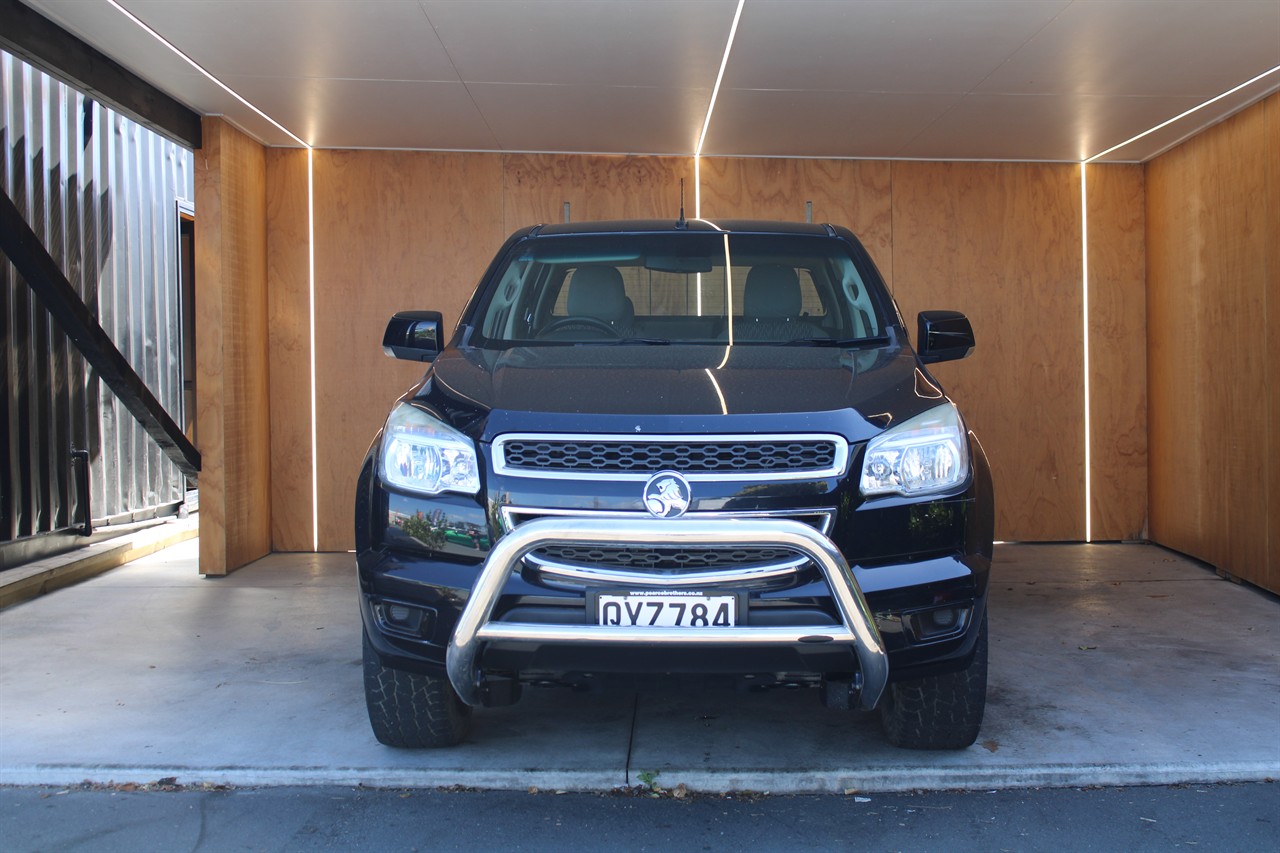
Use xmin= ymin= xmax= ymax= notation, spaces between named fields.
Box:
xmin=375 ymin=601 xmax=436 ymax=639
xmin=905 ymin=605 xmax=970 ymax=642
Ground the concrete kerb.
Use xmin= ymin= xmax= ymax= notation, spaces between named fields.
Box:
xmin=2 ymin=760 xmax=1276 ymax=794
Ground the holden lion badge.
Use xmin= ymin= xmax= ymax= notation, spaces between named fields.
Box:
xmin=643 ymin=471 xmax=691 ymax=519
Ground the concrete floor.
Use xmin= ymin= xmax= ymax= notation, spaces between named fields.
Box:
xmin=1 ymin=540 xmax=1277 ymax=794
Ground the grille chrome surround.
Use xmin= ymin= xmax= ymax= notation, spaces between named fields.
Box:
xmin=492 ymin=432 xmax=849 ymax=481
xmin=499 ymin=506 xmax=836 ymax=537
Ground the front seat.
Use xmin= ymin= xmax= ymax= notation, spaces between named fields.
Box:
xmin=561 ymin=266 xmax=633 ymax=333
xmin=741 ymin=264 xmax=823 ymax=341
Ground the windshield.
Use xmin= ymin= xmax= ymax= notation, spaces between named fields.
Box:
xmin=471 ymin=232 xmax=889 ymax=347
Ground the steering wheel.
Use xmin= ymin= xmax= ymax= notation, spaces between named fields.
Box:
xmin=539 ymin=316 xmax=622 ymax=338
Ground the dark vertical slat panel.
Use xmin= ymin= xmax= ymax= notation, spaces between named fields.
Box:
xmin=86 ymin=96 xmax=107 ymax=519
xmin=28 ymin=67 xmax=44 ymax=533
xmin=65 ymin=89 xmax=89 ymax=532
xmin=48 ymin=72 xmax=70 ymax=530
xmin=1 ymin=55 xmax=16 ymax=541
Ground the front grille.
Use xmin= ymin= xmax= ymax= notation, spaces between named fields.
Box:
xmin=497 ymin=434 xmax=844 ymax=478
xmin=507 ymin=508 xmax=835 ymax=591
xmin=532 ymin=544 xmax=796 ymax=572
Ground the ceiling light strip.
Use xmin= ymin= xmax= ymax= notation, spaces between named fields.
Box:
xmin=108 ymin=0 xmax=321 ymax=554
xmin=695 ymin=0 xmax=745 ymax=216
xmin=106 ymin=1 xmax=309 ymax=149
xmin=1084 ymin=64 xmax=1280 ymax=163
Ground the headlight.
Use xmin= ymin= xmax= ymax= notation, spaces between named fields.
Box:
xmin=859 ymin=402 xmax=969 ymax=497
xmin=380 ymin=403 xmax=480 ymax=496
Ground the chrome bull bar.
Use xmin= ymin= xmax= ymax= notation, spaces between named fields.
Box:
xmin=445 ymin=517 xmax=888 ymax=711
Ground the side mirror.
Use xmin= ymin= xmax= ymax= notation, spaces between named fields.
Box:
xmin=383 ymin=311 xmax=444 ymax=362
xmin=917 ymin=311 xmax=975 ymax=364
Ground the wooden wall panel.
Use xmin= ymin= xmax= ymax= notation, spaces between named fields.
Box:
xmin=311 ymin=151 xmax=504 ymax=551
xmin=891 ymin=162 xmax=1085 ymax=541
xmin=700 ymin=158 xmax=894 ymax=285
xmin=194 ymin=117 xmax=271 ymax=574
xmin=265 ymin=148 xmax=312 ymax=551
xmin=502 ymin=154 xmax=694 ymax=231
xmin=1268 ymin=94 xmax=1280 ymax=593
xmin=1147 ymin=93 xmax=1276 ymax=593
xmin=1086 ymin=165 xmax=1147 ymax=541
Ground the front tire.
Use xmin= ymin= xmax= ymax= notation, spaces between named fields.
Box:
xmin=363 ymin=632 xmax=472 ymax=748
xmin=879 ymin=611 xmax=988 ymax=750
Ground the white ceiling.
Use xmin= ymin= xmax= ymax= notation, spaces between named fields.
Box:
xmin=19 ymin=0 xmax=1280 ymax=162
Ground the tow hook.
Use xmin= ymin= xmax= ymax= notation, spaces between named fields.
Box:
xmin=821 ymin=672 xmax=865 ymax=711
xmin=479 ymin=675 xmax=522 ymax=708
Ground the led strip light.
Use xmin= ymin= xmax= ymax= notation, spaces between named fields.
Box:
xmin=1084 ymin=64 xmax=1280 ymax=165
xmin=1079 ymin=164 xmax=1092 ymax=542
xmin=694 ymin=0 xmax=745 ymax=218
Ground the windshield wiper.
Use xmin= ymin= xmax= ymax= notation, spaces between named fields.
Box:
xmin=615 ymin=338 xmax=671 ymax=345
xmin=773 ymin=335 xmax=890 ymax=348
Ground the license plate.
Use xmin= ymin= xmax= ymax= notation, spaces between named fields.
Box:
xmin=595 ymin=592 xmax=738 ymax=627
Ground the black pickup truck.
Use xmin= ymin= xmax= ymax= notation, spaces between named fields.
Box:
xmin=355 ymin=219 xmax=994 ymax=750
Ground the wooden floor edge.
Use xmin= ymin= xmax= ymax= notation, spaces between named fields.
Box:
xmin=0 ymin=520 xmax=199 ymax=611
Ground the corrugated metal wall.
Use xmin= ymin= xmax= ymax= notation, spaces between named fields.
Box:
xmin=1 ymin=50 xmax=194 ymax=548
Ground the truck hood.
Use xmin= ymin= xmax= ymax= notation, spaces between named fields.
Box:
xmin=423 ymin=341 xmax=948 ymax=442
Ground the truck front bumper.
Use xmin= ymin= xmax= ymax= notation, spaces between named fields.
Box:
xmin=443 ymin=516 xmax=890 ymax=711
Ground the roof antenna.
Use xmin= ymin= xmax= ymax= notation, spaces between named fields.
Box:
xmin=676 ymin=178 xmax=687 ymax=229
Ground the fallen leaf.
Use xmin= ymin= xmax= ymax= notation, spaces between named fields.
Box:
xmin=1078 ymin=645 xmax=1097 ymax=651
xmin=982 ymin=740 xmax=999 ymax=753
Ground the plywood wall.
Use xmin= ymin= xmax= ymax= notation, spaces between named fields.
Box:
xmin=1269 ymin=95 xmax=1280 ymax=592
xmin=264 ymin=148 xmax=312 ymax=552
xmin=503 ymin=154 xmax=694 ymax=229
xmin=263 ymin=150 xmax=1147 ymax=550
xmin=1086 ymin=165 xmax=1148 ymax=542
xmin=890 ymin=163 xmax=1086 ymax=541
xmin=194 ymin=117 xmax=271 ymax=574
xmin=1147 ymin=93 xmax=1279 ymax=594
xmin=700 ymin=158 xmax=894 ymax=285
xmin=310 ymin=151 xmax=506 ymax=552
